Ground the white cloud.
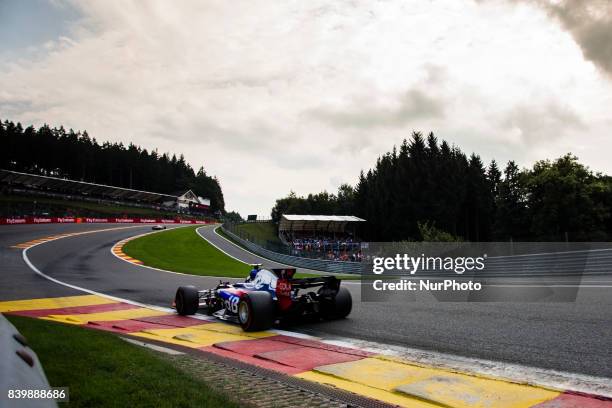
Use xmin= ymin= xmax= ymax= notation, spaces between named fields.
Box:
xmin=1 ymin=0 xmax=612 ymax=216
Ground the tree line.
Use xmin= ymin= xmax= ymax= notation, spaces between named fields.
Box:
xmin=0 ymin=119 xmax=225 ymax=213
xmin=271 ymin=132 xmax=612 ymax=241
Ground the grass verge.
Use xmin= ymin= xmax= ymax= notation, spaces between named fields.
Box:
xmin=123 ymin=226 xmax=359 ymax=279
xmin=6 ymin=315 xmax=239 ymax=408
xmin=123 ymin=226 xmax=247 ymax=277
xmin=233 ymin=221 xmax=281 ymax=244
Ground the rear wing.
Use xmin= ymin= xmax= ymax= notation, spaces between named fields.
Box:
xmin=271 ymin=268 xmax=341 ymax=290
xmin=291 ymin=276 xmax=340 ymax=290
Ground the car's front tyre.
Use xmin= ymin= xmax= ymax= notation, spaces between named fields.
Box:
xmin=175 ymin=285 xmax=199 ymax=315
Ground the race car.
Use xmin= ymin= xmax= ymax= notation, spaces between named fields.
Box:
xmin=152 ymin=225 xmax=167 ymax=230
xmin=173 ymin=264 xmax=352 ymax=331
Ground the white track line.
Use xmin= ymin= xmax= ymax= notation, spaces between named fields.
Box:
xmin=108 ymin=225 xmax=215 ymax=278
xmin=22 ymin=227 xmax=174 ymax=313
xmin=198 ymin=225 xmax=295 ymax=268
xmin=200 ymin=225 xmax=353 ymax=276
xmin=18 ymin=225 xmax=612 ymax=397
xmin=486 ymin=284 xmax=612 ymax=288
xmin=195 ymin=226 xmax=252 ymax=265
xmin=108 ymin=225 xmax=245 ymax=281
xmin=120 ymin=337 xmax=185 ymax=355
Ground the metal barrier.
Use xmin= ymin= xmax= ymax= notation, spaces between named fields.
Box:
xmin=221 ymin=222 xmax=363 ymax=274
xmin=222 ymin=223 xmax=612 ymax=277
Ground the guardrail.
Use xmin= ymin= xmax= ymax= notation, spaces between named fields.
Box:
xmin=221 ymin=223 xmax=363 ymax=274
xmin=365 ymin=247 xmax=612 ymax=278
xmin=222 ymin=222 xmax=612 ymax=277
xmin=481 ymin=248 xmax=612 ymax=277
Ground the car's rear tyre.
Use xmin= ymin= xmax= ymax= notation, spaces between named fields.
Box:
xmin=175 ymin=286 xmax=199 ymax=315
xmin=238 ymin=291 xmax=275 ymax=331
xmin=321 ymin=286 xmax=352 ymax=320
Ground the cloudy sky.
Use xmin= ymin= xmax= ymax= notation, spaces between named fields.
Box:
xmin=1 ymin=0 xmax=611 ymax=216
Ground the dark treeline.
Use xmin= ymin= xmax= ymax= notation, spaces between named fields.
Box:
xmin=272 ymin=132 xmax=612 ymax=241
xmin=0 ymin=119 xmax=225 ymax=213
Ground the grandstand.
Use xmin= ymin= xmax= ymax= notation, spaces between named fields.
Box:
xmin=279 ymin=215 xmax=365 ymax=261
xmin=0 ymin=169 xmax=211 ymax=218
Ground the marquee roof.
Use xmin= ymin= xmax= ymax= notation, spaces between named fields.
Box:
xmin=279 ymin=214 xmax=365 ymax=232
xmin=0 ymin=169 xmax=177 ymax=203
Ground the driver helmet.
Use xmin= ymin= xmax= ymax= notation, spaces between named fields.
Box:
xmin=248 ymin=264 xmax=262 ymax=281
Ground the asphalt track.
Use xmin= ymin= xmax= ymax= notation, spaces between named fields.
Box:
xmin=2 ymin=224 xmax=612 ymax=379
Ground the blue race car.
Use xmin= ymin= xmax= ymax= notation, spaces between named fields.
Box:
xmin=173 ymin=264 xmax=352 ymax=331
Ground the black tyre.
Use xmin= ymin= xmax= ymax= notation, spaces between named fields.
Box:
xmin=238 ymin=291 xmax=275 ymax=331
xmin=175 ymin=286 xmax=199 ymax=315
xmin=321 ymin=286 xmax=352 ymax=320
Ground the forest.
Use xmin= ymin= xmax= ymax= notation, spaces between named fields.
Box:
xmin=271 ymin=132 xmax=612 ymax=242
xmin=0 ymin=119 xmax=225 ymax=213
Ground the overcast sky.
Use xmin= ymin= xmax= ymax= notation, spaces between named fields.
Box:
xmin=1 ymin=0 xmax=611 ymax=217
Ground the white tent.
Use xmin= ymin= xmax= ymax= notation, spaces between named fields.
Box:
xmin=278 ymin=214 xmax=365 ymax=233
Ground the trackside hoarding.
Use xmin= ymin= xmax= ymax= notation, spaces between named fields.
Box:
xmin=0 ymin=217 xmax=212 ymax=225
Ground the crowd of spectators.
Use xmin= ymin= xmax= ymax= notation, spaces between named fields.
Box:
xmin=281 ymin=232 xmax=363 ymax=262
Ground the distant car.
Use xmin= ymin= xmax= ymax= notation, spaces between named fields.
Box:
xmin=152 ymin=225 xmax=167 ymax=230
xmin=173 ymin=264 xmax=352 ymax=331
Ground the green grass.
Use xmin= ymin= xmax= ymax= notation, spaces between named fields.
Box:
xmin=234 ymin=222 xmax=281 ymax=244
xmin=6 ymin=315 xmax=239 ymax=408
xmin=123 ymin=225 xmax=359 ymax=279
xmin=123 ymin=226 xmax=248 ymax=277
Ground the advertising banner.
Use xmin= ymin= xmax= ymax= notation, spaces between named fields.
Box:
xmin=0 ymin=217 xmax=212 ymax=225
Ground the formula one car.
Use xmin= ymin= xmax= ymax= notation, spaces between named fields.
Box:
xmin=173 ymin=264 xmax=352 ymax=331
xmin=152 ymin=225 xmax=167 ymax=230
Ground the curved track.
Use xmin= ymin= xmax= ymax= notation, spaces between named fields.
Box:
xmin=2 ymin=224 xmax=612 ymax=378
